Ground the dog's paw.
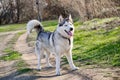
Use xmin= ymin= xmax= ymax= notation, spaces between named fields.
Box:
xmin=46 ymin=64 xmax=53 ymax=68
xmin=37 ymin=66 xmax=41 ymax=71
xmin=37 ymin=68 xmax=41 ymax=71
xmin=56 ymin=72 xmax=61 ymax=76
xmin=72 ymin=67 xmax=79 ymax=71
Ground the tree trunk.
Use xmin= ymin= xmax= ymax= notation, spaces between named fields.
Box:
xmin=36 ymin=0 xmax=42 ymax=21
xmin=16 ymin=0 xmax=20 ymax=23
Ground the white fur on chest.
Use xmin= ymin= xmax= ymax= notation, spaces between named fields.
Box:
xmin=55 ymin=37 xmax=73 ymax=54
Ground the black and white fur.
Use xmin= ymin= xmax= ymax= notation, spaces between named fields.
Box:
xmin=26 ymin=15 xmax=79 ymax=76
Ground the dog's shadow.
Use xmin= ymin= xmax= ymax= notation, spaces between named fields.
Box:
xmin=0 ymin=67 xmax=92 ymax=80
xmin=33 ymin=67 xmax=91 ymax=80
xmin=36 ymin=68 xmax=76 ymax=78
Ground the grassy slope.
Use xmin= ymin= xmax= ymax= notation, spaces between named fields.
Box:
xmin=42 ymin=19 xmax=120 ymax=67
xmin=73 ymin=25 xmax=120 ymax=67
xmin=0 ymin=19 xmax=119 ymax=67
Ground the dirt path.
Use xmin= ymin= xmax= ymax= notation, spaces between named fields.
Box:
xmin=0 ymin=34 xmax=14 ymax=55
xmin=14 ymin=32 xmax=120 ymax=80
xmin=0 ymin=31 xmax=21 ymax=77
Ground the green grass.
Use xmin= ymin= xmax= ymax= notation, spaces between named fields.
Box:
xmin=73 ymin=18 xmax=120 ymax=67
xmin=17 ymin=68 xmax=32 ymax=74
xmin=16 ymin=60 xmax=32 ymax=74
xmin=0 ymin=23 xmax=26 ymax=32
xmin=0 ymin=49 xmax=21 ymax=61
xmin=81 ymin=17 xmax=120 ymax=30
xmin=83 ymin=17 xmax=119 ymax=27
xmin=42 ymin=20 xmax=58 ymax=27
xmin=0 ymin=20 xmax=57 ymax=32
xmin=73 ymin=26 xmax=120 ymax=67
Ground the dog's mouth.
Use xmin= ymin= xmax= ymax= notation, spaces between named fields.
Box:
xmin=64 ymin=30 xmax=73 ymax=36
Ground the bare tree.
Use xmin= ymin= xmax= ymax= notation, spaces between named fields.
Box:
xmin=0 ymin=0 xmax=16 ymax=24
xmin=0 ymin=0 xmax=39 ymax=24
xmin=15 ymin=0 xmax=20 ymax=23
xmin=36 ymin=0 xmax=47 ymax=21
xmin=0 ymin=0 xmax=119 ymax=24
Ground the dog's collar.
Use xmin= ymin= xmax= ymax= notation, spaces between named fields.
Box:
xmin=58 ymin=33 xmax=71 ymax=45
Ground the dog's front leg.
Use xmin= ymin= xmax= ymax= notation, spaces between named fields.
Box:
xmin=65 ymin=51 xmax=79 ymax=70
xmin=56 ymin=54 xmax=61 ymax=76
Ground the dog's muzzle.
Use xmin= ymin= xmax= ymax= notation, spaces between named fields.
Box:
xmin=64 ymin=30 xmax=73 ymax=36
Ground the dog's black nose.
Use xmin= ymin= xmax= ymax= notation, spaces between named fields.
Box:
xmin=70 ymin=28 xmax=73 ymax=31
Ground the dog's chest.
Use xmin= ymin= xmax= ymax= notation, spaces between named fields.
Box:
xmin=55 ymin=38 xmax=72 ymax=53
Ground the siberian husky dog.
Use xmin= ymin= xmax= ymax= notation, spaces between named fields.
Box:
xmin=26 ymin=15 xmax=78 ymax=76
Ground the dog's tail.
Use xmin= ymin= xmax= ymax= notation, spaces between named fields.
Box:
xmin=26 ymin=20 xmax=44 ymax=35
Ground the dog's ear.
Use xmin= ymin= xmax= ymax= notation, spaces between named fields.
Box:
xmin=69 ymin=14 xmax=73 ymax=23
xmin=59 ymin=15 xmax=63 ymax=23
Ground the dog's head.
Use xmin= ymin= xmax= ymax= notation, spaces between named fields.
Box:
xmin=57 ymin=14 xmax=74 ymax=38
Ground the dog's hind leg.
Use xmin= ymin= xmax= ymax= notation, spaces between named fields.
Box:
xmin=35 ymin=41 xmax=42 ymax=70
xmin=65 ymin=51 xmax=79 ymax=70
xmin=45 ymin=52 xmax=52 ymax=67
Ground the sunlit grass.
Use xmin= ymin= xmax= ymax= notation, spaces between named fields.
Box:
xmin=0 ymin=23 xmax=26 ymax=32
xmin=73 ymin=26 xmax=120 ymax=67
xmin=0 ymin=49 xmax=21 ymax=61
xmin=42 ymin=20 xmax=57 ymax=27
xmin=81 ymin=17 xmax=120 ymax=30
xmin=83 ymin=17 xmax=119 ymax=26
